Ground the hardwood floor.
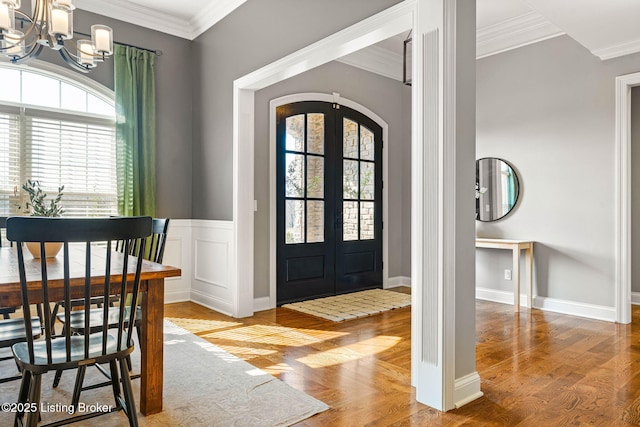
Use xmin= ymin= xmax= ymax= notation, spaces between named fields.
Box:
xmin=164 ymin=293 xmax=640 ymax=426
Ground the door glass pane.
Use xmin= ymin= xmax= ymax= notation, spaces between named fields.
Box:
xmin=343 ymin=201 xmax=358 ymax=241
xmin=285 ymin=153 xmax=304 ymax=197
xmin=343 ymin=118 xmax=358 ymax=158
xmin=360 ymin=162 xmax=374 ymax=200
xmin=286 ymin=200 xmax=305 ymax=244
xmin=343 ymin=160 xmax=358 ymax=199
xmin=307 ymin=155 xmax=324 ymax=199
xmin=360 ymin=202 xmax=375 ymax=240
xmin=307 ymin=113 xmax=324 ymax=155
xmin=360 ymin=126 xmax=374 ymax=161
xmin=307 ymin=201 xmax=324 ymax=243
xmin=286 ymin=114 xmax=305 ymax=152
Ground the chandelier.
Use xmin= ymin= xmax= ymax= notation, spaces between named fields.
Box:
xmin=0 ymin=0 xmax=113 ymax=72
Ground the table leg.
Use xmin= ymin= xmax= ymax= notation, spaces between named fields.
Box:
xmin=527 ymin=245 xmax=533 ymax=309
xmin=140 ymin=278 xmax=164 ymax=415
xmin=513 ymin=248 xmax=520 ymax=312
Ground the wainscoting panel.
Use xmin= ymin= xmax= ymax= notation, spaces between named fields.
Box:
xmin=189 ymin=220 xmax=235 ymax=316
xmin=163 ymin=219 xmax=192 ymax=303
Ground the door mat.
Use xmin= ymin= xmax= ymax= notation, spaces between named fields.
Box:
xmin=282 ymin=288 xmax=411 ymax=322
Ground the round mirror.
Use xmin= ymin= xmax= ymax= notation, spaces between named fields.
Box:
xmin=476 ymin=157 xmax=520 ymax=222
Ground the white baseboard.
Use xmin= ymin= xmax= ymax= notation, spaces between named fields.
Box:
xmin=475 ymin=287 xmax=529 ymax=307
xmin=164 ymin=290 xmax=191 ymax=304
xmin=253 ymin=296 xmax=273 ymax=312
xmin=190 ymin=289 xmax=234 ymax=317
xmin=454 ymin=372 xmax=483 ymax=409
xmin=632 ymin=292 xmax=640 ymax=305
xmin=476 ymin=287 xmax=616 ymax=322
xmin=534 ymin=296 xmax=616 ymax=322
xmin=387 ymin=276 xmax=411 ymax=288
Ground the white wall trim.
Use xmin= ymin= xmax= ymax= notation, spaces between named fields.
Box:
xmin=268 ymin=92 xmax=390 ymax=310
xmin=190 ymin=289 xmax=234 ymax=317
xmin=632 ymin=292 xmax=640 ymax=305
xmin=388 ymin=276 xmax=412 ymax=288
xmin=534 ymin=296 xmax=616 ymax=323
xmin=475 ymin=287 xmax=530 ymax=307
xmin=253 ymin=296 xmax=272 ymax=313
xmin=476 ymin=11 xmax=564 ymax=60
xmin=614 ymin=72 xmax=640 ymax=324
xmin=593 ymin=38 xmax=640 ymax=61
xmin=337 ymin=46 xmax=404 ymax=82
xmin=162 ymin=219 xmax=192 ymax=304
xmin=75 ymin=0 xmax=192 ymax=40
xmin=476 ymin=287 xmax=616 ymax=322
xmin=454 ymin=372 xmax=483 ymax=409
xmin=76 ymin=0 xmax=248 ymax=40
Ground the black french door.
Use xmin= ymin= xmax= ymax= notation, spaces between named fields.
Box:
xmin=276 ymin=101 xmax=383 ymax=305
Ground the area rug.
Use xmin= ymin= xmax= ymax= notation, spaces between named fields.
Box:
xmin=282 ymin=288 xmax=411 ymax=322
xmin=0 ymin=320 xmax=329 ymax=426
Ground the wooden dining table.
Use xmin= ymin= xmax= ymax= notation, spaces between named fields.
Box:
xmin=0 ymin=244 xmax=181 ymax=416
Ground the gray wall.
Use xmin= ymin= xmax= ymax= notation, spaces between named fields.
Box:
xmin=633 ymin=87 xmax=640 ymax=293
xmin=476 ymin=35 xmax=640 ymax=307
xmin=253 ymin=61 xmax=412 ymax=298
xmin=34 ymin=9 xmax=193 ymax=219
xmin=191 ymin=0 xmax=403 ymax=220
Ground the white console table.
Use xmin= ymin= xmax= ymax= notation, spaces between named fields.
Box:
xmin=475 ymin=238 xmax=534 ymax=312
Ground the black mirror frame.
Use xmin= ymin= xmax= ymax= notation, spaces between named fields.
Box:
xmin=476 ymin=157 xmax=520 ymax=222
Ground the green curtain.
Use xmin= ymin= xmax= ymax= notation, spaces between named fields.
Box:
xmin=114 ymin=45 xmax=156 ymax=217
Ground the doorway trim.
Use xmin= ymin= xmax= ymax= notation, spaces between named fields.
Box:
xmin=268 ymin=93 xmax=390 ymax=309
xmin=615 ymin=71 xmax=640 ymax=324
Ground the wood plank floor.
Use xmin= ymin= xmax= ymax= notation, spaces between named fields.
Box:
xmin=164 ymin=292 xmax=640 ymax=426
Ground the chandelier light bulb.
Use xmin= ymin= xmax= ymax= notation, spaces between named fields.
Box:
xmin=2 ymin=28 xmax=23 ymax=57
xmin=0 ymin=2 xmax=15 ymax=31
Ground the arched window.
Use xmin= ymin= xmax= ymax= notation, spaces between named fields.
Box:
xmin=0 ymin=62 xmax=116 ymax=216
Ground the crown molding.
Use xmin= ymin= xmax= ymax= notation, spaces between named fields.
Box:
xmin=593 ymin=38 xmax=640 ymax=61
xmin=188 ymin=0 xmax=248 ymax=39
xmin=476 ymin=11 xmax=564 ymax=59
xmin=337 ymin=44 xmax=403 ymax=81
xmin=74 ymin=0 xmax=248 ymax=40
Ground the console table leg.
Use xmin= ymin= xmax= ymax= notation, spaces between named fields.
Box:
xmin=513 ymin=248 xmax=520 ymax=312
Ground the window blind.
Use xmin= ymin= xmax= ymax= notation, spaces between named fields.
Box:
xmin=23 ymin=111 xmax=117 ymax=217
xmin=0 ymin=111 xmax=21 ymax=216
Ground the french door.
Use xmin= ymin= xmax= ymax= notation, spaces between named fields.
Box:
xmin=276 ymin=101 xmax=383 ymax=305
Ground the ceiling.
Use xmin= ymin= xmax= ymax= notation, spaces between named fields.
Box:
xmin=73 ymin=0 xmax=640 ymax=80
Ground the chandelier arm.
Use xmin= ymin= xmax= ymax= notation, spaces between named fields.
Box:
xmin=13 ymin=10 xmax=39 ymax=41
xmin=10 ymin=42 xmax=44 ymax=64
xmin=58 ymin=46 xmax=91 ymax=73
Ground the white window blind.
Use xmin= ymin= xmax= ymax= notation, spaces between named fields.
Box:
xmin=0 ymin=111 xmax=21 ymax=215
xmin=25 ymin=111 xmax=116 ymax=217
xmin=0 ymin=64 xmax=117 ymax=217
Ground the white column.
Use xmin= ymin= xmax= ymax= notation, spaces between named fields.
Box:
xmin=411 ymin=0 xmax=481 ymax=411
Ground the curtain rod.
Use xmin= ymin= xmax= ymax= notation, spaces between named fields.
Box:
xmin=74 ymin=31 xmax=163 ymax=56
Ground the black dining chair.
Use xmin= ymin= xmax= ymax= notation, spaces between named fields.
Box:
xmin=7 ymin=216 xmax=151 ymax=427
xmin=0 ymin=217 xmax=17 ymax=320
xmin=0 ymin=315 xmax=42 ymax=385
xmin=53 ymin=218 xmax=170 ymax=404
